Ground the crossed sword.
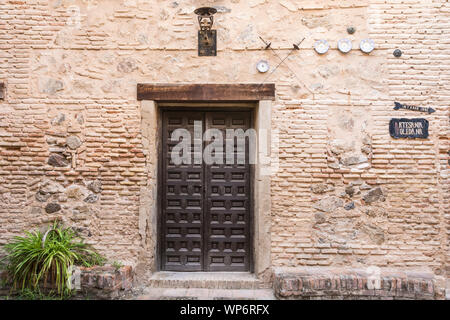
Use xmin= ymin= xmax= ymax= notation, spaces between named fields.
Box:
xmin=258 ymin=36 xmax=312 ymax=93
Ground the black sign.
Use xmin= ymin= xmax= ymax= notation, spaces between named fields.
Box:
xmin=394 ymin=102 xmax=435 ymax=114
xmin=389 ymin=118 xmax=429 ymax=139
xmin=198 ymin=30 xmax=217 ymax=56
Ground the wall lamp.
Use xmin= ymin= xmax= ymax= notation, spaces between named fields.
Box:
xmin=195 ymin=7 xmax=217 ymax=56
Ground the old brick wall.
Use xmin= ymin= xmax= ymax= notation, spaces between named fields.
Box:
xmin=0 ymin=0 xmax=448 ymax=288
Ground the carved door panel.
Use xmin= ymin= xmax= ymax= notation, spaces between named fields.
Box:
xmin=204 ymin=112 xmax=252 ymax=271
xmin=161 ymin=110 xmax=251 ymax=272
xmin=161 ymin=111 xmax=204 ymax=271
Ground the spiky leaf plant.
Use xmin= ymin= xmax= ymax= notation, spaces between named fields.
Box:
xmin=2 ymin=222 xmax=105 ymax=296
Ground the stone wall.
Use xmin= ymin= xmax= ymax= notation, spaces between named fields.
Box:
xmin=77 ymin=265 xmax=133 ymax=299
xmin=274 ymin=267 xmax=441 ymax=300
xmin=0 ymin=266 xmax=134 ymax=299
xmin=0 ymin=0 xmax=448 ymax=293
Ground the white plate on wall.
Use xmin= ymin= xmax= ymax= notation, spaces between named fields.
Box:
xmin=360 ymin=38 xmax=375 ymax=53
xmin=314 ymin=40 xmax=329 ymax=55
xmin=337 ymin=38 xmax=352 ymax=53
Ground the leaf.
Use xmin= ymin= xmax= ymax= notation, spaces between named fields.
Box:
xmin=2 ymin=221 xmax=105 ymax=297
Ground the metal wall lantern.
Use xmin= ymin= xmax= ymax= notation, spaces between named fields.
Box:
xmin=195 ymin=7 xmax=217 ymax=56
xmin=0 ymin=82 xmax=4 ymax=100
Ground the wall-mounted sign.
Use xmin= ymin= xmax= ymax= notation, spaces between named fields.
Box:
xmin=389 ymin=118 xmax=429 ymax=139
xmin=394 ymin=102 xmax=435 ymax=114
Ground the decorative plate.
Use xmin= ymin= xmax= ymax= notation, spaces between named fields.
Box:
xmin=314 ymin=40 xmax=329 ymax=55
xmin=256 ymin=60 xmax=270 ymax=73
xmin=360 ymin=38 xmax=375 ymax=53
xmin=337 ymin=38 xmax=352 ymax=53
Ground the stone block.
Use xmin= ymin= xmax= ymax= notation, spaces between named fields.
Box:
xmin=274 ymin=268 xmax=442 ymax=300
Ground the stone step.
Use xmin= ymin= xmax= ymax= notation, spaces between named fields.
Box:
xmin=148 ymin=272 xmax=268 ymax=289
xmin=136 ymin=288 xmax=276 ymax=300
xmin=446 ymin=278 xmax=450 ymax=300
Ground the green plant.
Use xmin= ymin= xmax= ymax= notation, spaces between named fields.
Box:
xmin=0 ymin=277 xmax=7 ymax=288
xmin=13 ymin=288 xmax=68 ymax=300
xmin=112 ymin=261 xmax=123 ymax=271
xmin=2 ymin=222 xmax=105 ymax=296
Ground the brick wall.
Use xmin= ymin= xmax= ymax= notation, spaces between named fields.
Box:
xmin=0 ymin=0 xmax=448 ymax=289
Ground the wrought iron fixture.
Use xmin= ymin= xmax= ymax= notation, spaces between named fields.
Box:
xmin=393 ymin=49 xmax=402 ymax=57
xmin=195 ymin=7 xmax=216 ymax=30
xmin=195 ymin=7 xmax=217 ymax=56
xmin=347 ymin=26 xmax=356 ymax=34
xmin=0 ymin=82 xmax=4 ymax=100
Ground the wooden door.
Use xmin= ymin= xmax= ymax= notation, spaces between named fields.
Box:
xmin=160 ymin=110 xmax=252 ymax=272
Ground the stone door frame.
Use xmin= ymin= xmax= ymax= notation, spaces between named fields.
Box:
xmin=137 ymin=84 xmax=274 ymax=282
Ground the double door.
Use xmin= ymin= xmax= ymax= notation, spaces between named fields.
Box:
xmin=160 ymin=110 xmax=252 ymax=272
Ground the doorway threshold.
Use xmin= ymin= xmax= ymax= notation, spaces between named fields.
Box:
xmin=149 ymin=271 xmax=264 ymax=289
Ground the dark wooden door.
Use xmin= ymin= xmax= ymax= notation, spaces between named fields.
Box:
xmin=162 ymin=111 xmax=204 ymax=271
xmin=161 ymin=110 xmax=252 ymax=272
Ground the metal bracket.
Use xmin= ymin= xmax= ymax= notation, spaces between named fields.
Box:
xmin=0 ymin=82 xmax=4 ymax=100
xmin=259 ymin=36 xmax=271 ymax=50
xmin=292 ymin=38 xmax=304 ymax=50
xmin=198 ymin=30 xmax=217 ymax=56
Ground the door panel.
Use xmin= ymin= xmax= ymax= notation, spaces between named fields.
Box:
xmin=204 ymin=112 xmax=251 ymax=271
xmin=162 ymin=112 xmax=204 ymax=271
xmin=160 ymin=110 xmax=252 ymax=272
